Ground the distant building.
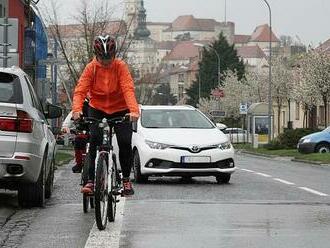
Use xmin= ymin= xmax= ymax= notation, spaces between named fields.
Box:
xmin=146 ymin=15 xmax=235 ymax=44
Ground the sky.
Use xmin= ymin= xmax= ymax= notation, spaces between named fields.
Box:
xmin=39 ymin=0 xmax=330 ymax=46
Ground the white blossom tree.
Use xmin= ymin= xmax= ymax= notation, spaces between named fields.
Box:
xmin=297 ymin=50 xmax=330 ymax=127
xmin=271 ymin=56 xmax=294 ymax=133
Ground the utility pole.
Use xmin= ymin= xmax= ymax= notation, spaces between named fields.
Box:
xmin=0 ymin=17 xmax=11 ymax=67
xmin=51 ymin=40 xmax=58 ymax=128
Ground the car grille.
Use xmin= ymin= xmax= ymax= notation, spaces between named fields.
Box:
xmin=145 ymin=158 xmax=234 ymax=169
xmin=170 ymin=145 xmax=218 ymax=153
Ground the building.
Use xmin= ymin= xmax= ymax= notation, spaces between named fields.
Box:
xmin=146 ymin=15 xmax=235 ymax=44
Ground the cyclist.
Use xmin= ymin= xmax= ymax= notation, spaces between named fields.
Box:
xmin=72 ymin=35 xmax=139 ymax=196
xmin=61 ymin=98 xmax=90 ymax=173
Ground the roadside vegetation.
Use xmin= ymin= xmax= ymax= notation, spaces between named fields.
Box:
xmin=234 ymin=143 xmax=330 ymax=164
xmin=55 ymin=149 xmax=74 ymax=166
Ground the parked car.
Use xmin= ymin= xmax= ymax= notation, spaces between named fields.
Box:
xmin=0 ymin=67 xmax=62 ymax=207
xmin=297 ymin=127 xmax=330 ymax=153
xmin=130 ymin=105 xmax=235 ymax=183
xmin=223 ymin=127 xmax=248 ymax=143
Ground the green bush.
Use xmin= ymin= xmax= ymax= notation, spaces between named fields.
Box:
xmin=266 ymin=128 xmax=320 ymax=150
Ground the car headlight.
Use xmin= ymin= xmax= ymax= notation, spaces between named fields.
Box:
xmin=145 ymin=140 xmax=171 ymax=149
xmin=302 ymin=138 xmax=311 ymax=143
xmin=217 ymin=141 xmax=232 ymax=150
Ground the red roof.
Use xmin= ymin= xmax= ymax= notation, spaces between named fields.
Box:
xmin=250 ymin=24 xmax=279 ymax=42
xmin=236 ymin=46 xmax=266 ymax=58
xmin=234 ymin=35 xmax=251 ymax=44
xmin=48 ymin=21 xmax=127 ymax=39
xmin=163 ymin=41 xmax=203 ymax=61
xmin=317 ymin=38 xmax=330 ymax=54
xmin=165 ymin=15 xmax=220 ymax=32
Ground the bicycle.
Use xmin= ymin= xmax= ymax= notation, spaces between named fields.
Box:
xmin=83 ymin=116 xmax=127 ymax=230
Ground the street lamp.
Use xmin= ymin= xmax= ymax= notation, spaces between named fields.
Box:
xmin=262 ymin=0 xmax=273 ymax=142
xmin=193 ymin=43 xmax=221 ymax=102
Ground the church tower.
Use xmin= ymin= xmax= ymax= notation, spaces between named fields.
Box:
xmin=125 ymin=0 xmax=141 ymax=38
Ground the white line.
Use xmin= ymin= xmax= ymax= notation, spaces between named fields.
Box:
xmin=255 ymin=172 xmax=272 ymax=177
xmin=298 ymin=187 xmax=328 ymax=196
xmin=84 ymin=197 xmax=126 ymax=248
xmin=240 ymin=169 xmax=255 ymax=173
xmin=273 ymin=178 xmax=295 ymax=185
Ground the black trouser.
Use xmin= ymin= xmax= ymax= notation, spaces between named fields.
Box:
xmin=88 ymin=107 xmax=133 ymax=181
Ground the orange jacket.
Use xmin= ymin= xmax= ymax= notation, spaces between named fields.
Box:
xmin=72 ymin=58 xmax=139 ymax=116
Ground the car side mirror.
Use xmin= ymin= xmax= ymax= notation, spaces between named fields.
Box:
xmin=131 ymin=121 xmax=138 ymax=133
xmin=45 ymin=102 xmax=62 ymax=119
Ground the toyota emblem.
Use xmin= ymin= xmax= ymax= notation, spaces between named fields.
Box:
xmin=190 ymin=145 xmax=200 ymax=153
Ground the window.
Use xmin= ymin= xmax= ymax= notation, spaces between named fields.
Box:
xmin=0 ymin=72 xmax=23 ymax=104
xmin=178 ymin=73 xmax=184 ymax=82
xmin=282 ymin=111 xmax=286 ymax=126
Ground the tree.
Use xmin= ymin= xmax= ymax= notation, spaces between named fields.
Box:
xmin=293 ymin=50 xmax=330 ymax=127
xmin=186 ymin=33 xmax=245 ymax=106
xmin=43 ymin=0 xmax=133 ymax=105
xmin=271 ymin=56 xmax=294 ymax=133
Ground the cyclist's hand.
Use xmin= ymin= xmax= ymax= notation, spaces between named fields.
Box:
xmin=61 ymin=127 xmax=70 ymax=134
xmin=72 ymin=112 xmax=82 ymax=121
xmin=127 ymin=113 xmax=139 ymax=122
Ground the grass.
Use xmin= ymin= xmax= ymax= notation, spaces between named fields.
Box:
xmin=233 ymin=143 xmax=330 ymax=164
xmin=55 ymin=150 xmax=74 ymax=166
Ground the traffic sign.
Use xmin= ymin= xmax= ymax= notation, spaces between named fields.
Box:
xmin=240 ymin=103 xmax=248 ymax=115
xmin=210 ymin=110 xmax=226 ymax=117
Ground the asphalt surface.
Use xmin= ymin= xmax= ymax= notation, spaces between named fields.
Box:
xmin=1 ymin=153 xmax=330 ymax=248
xmin=119 ymin=154 xmax=330 ymax=248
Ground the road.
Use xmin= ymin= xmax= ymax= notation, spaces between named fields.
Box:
xmin=0 ymin=153 xmax=329 ymax=248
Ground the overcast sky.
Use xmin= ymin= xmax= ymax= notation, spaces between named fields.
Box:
xmin=39 ymin=0 xmax=330 ymax=46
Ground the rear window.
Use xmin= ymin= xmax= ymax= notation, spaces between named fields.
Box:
xmin=0 ymin=72 xmax=23 ymax=104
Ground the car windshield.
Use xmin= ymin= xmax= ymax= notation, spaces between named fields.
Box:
xmin=141 ymin=109 xmax=214 ymax=129
xmin=0 ymin=72 xmax=23 ymax=104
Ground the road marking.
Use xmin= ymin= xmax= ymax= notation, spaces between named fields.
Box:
xmin=84 ymin=197 xmax=126 ymax=248
xmin=240 ymin=169 xmax=255 ymax=173
xmin=298 ymin=187 xmax=328 ymax=196
xmin=255 ymin=172 xmax=272 ymax=177
xmin=273 ymin=178 xmax=295 ymax=185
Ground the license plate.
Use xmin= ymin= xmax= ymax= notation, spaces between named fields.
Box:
xmin=181 ymin=156 xmax=211 ymax=163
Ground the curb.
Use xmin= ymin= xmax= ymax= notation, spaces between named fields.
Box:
xmin=238 ymin=149 xmax=330 ymax=166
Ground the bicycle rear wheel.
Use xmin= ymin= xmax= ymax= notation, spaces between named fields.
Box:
xmin=95 ymin=153 xmax=109 ymax=230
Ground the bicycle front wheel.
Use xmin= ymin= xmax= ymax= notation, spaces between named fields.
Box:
xmin=95 ymin=153 xmax=109 ymax=230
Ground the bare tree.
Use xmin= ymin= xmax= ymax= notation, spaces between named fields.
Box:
xmin=43 ymin=0 xmax=134 ymax=104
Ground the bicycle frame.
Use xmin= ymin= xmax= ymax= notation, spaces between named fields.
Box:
xmin=94 ymin=118 xmax=116 ymax=197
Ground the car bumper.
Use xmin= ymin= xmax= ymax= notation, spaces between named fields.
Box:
xmin=0 ymin=152 xmax=43 ymax=188
xmin=138 ymin=144 xmax=236 ymax=176
xmin=297 ymin=142 xmax=316 ymax=153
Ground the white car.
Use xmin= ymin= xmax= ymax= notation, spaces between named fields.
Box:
xmin=131 ymin=105 xmax=235 ymax=183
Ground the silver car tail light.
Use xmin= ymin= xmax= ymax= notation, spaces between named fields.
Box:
xmin=0 ymin=110 xmax=33 ymax=133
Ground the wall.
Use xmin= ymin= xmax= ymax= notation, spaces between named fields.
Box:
xmin=8 ymin=0 xmax=24 ymax=67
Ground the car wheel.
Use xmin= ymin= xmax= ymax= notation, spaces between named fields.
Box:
xmin=18 ymin=155 xmax=46 ymax=208
xmin=133 ymin=150 xmax=148 ymax=184
xmin=45 ymin=156 xmax=55 ymax=199
xmin=316 ymin=143 xmax=330 ymax=153
xmin=216 ymin=173 xmax=231 ymax=184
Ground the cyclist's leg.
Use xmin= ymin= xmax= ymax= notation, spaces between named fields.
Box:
xmin=85 ymin=107 xmax=104 ymax=184
xmin=114 ymin=120 xmax=134 ymax=195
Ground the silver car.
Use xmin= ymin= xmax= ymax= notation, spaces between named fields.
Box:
xmin=0 ymin=67 xmax=62 ymax=207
